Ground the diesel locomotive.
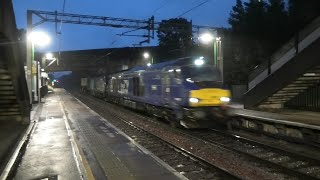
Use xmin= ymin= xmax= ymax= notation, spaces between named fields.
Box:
xmin=82 ymin=57 xmax=231 ymax=128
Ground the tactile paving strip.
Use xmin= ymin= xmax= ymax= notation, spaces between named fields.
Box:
xmin=61 ymin=93 xmax=179 ymax=180
xmin=62 ymin=96 xmax=134 ymax=179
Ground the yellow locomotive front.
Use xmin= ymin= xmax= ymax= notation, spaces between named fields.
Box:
xmin=178 ymin=60 xmax=231 ymax=128
xmin=189 ymin=88 xmax=231 ymax=107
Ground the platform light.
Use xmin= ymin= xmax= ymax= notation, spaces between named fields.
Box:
xmin=199 ymin=33 xmax=214 ymax=44
xmin=41 ymin=68 xmax=45 ymax=72
xmin=143 ymin=52 xmax=154 ymax=65
xmin=28 ymin=31 xmax=51 ymax=47
xmin=143 ymin=52 xmax=150 ymax=59
xmin=45 ymin=53 xmax=54 ymax=60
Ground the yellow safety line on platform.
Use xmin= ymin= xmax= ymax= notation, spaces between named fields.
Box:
xmin=60 ymin=102 xmax=95 ymax=180
xmin=72 ymin=130 xmax=95 ymax=180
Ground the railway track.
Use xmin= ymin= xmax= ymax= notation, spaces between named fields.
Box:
xmin=72 ymin=91 xmax=320 ymax=179
xmin=188 ymin=129 xmax=320 ymax=179
xmin=72 ymin=92 xmax=239 ymax=180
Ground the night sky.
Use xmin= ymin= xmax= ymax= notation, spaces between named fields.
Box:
xmin=13 ymin=0 xmax=236 ymax=52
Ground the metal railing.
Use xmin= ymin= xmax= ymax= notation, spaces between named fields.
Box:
xmin=249 ymin=16 xmax=320 ymax=82
xmin=285 ymin=84 xmax=320 ymax=111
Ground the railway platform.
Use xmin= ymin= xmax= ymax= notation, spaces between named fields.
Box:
xmin=227 ymin=104 xmax=320 ymax=144
xmin=229 ymin=104 xmax=320 ymax=127
xmin=1 ymin=89 xmax=184 ymax=180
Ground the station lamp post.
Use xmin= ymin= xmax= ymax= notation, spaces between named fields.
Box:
xmin=26 ymin=31 xmax=51 ymax=103
xmin=198 ymin=32 xmax=223 ymax=81
xmin=40 ymin=52 xmax=56 ymax=98
xmin=143 ymin=52 xmax=153 ymax=66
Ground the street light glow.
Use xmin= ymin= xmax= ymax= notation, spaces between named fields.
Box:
xmin=143 ymin=52 xmax=150 ymax=59
xmin=45 ymin=53 xmax=53 ymax=59
xmin=28 ymin=31 xmax=51 ymax=47
xmin=199 ymin=33 xmax=214 ymax=44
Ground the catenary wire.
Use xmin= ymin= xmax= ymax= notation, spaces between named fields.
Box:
xmin=177 ymin=0 xmax=211 ymax=17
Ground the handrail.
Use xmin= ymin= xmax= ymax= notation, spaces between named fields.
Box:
xmin=249 ymin=16 xmax=320 ymax=82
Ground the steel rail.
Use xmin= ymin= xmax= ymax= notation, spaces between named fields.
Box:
xmin=210 ymin=128 xmax=320 ymax=162
xmin=73 ymin=91 xmax=319 ymax=179
xmin=189 ymin=129 xmax=320 ymax=180
xmin=73 ymin=92 xmax=240 ymax=180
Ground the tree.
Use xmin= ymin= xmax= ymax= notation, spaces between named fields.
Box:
xmin=227 ymin=0 xmax=270 ymax=84
xmin=265 ymin=0 xmax=289 ymax=52
xmin=288 ymin=0 xmax=320 ymax=30
xmin=226 ymin=0 xmax=320 ymax=85
xmin=243 ymin=0 xmax=268 ymax=39
xmin=157 ymin=18 xmax=192 ymax=57
xmin=237 ymin=0 xmax=269 ymax=65
xmin=228 ymin=0 xmax=245 ymax=34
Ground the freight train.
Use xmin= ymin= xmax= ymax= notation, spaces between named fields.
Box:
xmin=81 ymin=57 xmax=231 ymax=128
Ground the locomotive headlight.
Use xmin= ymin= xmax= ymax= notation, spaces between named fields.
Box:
xmin=189 ymin=98 xmax=200 ymax=103
xmin=194 ymin=58 xmax=204 ymax=66
xmin=220 ymin=97 xmax=230 ymax=102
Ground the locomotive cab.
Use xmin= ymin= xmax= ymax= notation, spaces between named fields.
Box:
xmin=177 ymin=62 xmax=231 ymax=128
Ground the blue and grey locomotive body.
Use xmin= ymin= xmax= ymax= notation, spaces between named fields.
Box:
xmin=99 ymin=57 xmax=231 ymax=128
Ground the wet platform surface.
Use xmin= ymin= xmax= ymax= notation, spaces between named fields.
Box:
xmin=229 ymin=104 xmax=320 ymax=127
xmin=14 ymin=92 xmax=82 ymax=180
xmin=14 ymin=89 xmax=183 ymax=180
xmin=0 ymin=120 xmax=27 ymax=173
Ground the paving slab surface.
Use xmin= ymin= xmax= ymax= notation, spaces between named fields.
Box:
xmin=14 ymin=93 xmax=82 ymax=180
xmin=13 ymin=89 xmax=184 ymax=180
xmin=59 ymin=89 xmax=183 ymax=180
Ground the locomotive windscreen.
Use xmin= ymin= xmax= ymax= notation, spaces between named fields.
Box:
xmin=182 ymin=65 xmax=221 ymax=82
xmin=182 ymin=65 xmax=222 ymax=88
